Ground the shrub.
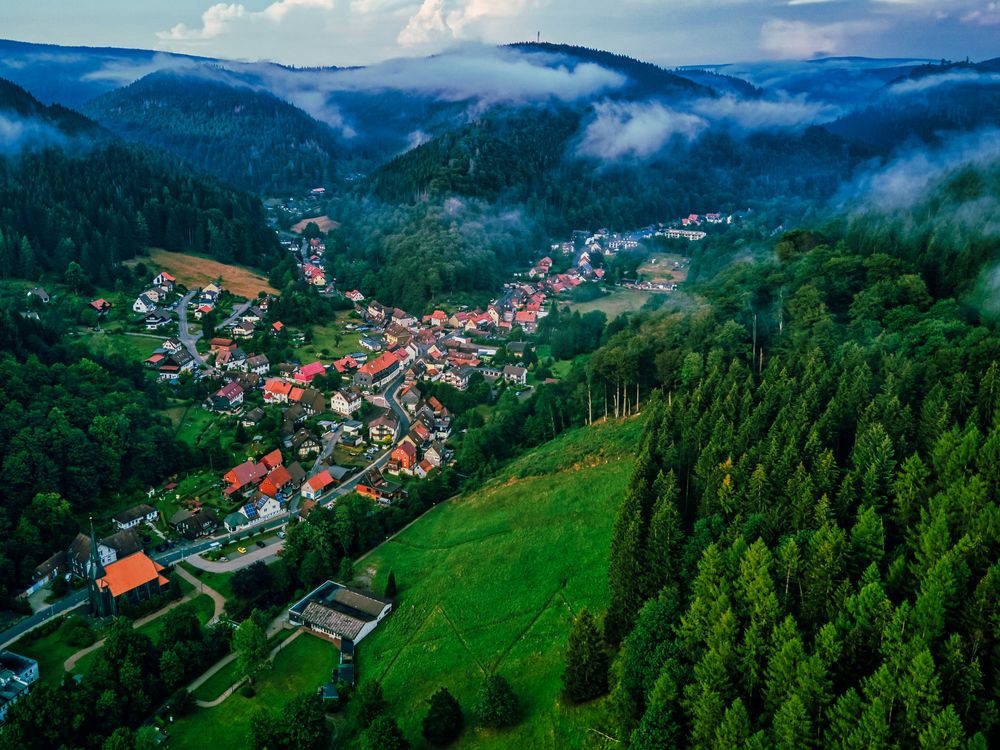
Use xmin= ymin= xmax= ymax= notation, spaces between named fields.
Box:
xmin=241 ymin=684 xmax=256 ymax=698
xmin=422 ymin=688 xmax=463 ymax=746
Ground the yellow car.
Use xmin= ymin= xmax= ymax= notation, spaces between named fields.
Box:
xmin=237 ymin=546 xmax=247 ymax=554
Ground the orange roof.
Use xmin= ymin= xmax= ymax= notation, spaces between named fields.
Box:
xmin=96 ymin=553 xmax=165 ymax=598
xmin=261 ymin=449 xmax=283 ymax=470
xmin=264 ymin=379 xmax=293 ymax=396
xmin=268 ymin=464 xmax=292 ymax=489
xmin=306 ymin=470 xmax=334 ymax=492
xmin=259 ymin=478 xmax=279 ymax=498
xmin=289 ymin=387 xmax=305 ymax=402
xmin=360 ymin=351 xmax=399 ymax=376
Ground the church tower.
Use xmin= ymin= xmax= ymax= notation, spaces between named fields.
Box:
xmin=86 ymin=517 xmax=107 ymax=616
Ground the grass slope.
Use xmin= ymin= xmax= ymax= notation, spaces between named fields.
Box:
xmin=353 ymin=417 xmax=641 ymax=748
xmin=143 ymin=248 xmax=277 ymax=298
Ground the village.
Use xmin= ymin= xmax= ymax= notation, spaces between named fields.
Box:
xmin=0 ymin=205 xmax=716 ymax=724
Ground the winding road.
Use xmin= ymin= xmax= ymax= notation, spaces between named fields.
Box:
xmin=176 ymin=290 xmax=253 ymax=364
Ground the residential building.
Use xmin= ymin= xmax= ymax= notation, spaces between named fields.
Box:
xmin=354 ymin=351 xmax=400 ymax=391
xmin=389 ymin=442 xmax=417 ymax=474
xmin=246 ymin=354 xmax=270 ymax=376
xmin=132 ymin=294 xmax=157 ymax=314
xmin=291 ymin=429 xmax=321 ymax=458
xmin=368 ymin=413 xmax=398 ymax=443
xmin=295 ymin=361 xmax=327 ymax=384
xmin=302 ymin=470 xmax=335 ymax=501
xmin=0 ymin=652 xmax=39 ymax=722
xmin=210 ymin=382 xmax=244 ymax=412
xmin=502 ymin=365 xmax=528 ymax=385
xmin=111 ymin=504 xmax=158 ymax=531
xmin=331 ymin=388 xmax=362 ymax=417
xmin=170 ymin=508 xmax=220 ymax=539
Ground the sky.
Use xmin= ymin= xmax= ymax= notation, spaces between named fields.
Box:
xmin=2 ymin=0 xmax=998 ymax=68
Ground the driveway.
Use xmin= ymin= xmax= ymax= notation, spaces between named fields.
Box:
xmin=176 ymin=291 xmax=253 ymax=364
xmin=186 ymin=537 xmax=283 ymax=573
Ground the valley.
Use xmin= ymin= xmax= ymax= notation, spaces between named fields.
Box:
xmin=0 ymin=25 xmax=998 ymax=750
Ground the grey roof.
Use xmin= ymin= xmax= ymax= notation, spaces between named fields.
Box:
xmin=301 ymin=601 xmax=367 ymax=640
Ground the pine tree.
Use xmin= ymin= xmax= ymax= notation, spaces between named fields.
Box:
xmin=385 ymin=570 xmax=397 ymax=598
xmin=562 ymin=608 xmax=609 ymax=703
xmin=605 ymin=499 xmax=645 ymax=644
xmin=361 ymin=715 xmax=410 ymax=750
xmin=646 ymin=470 xmax=682 ymax=595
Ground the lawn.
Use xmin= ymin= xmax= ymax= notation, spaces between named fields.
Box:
xmin=142 ymin=248 xmax=278 ymax=298
xmin=78 ymin=331 xmax=165 ymax=363
xmin=136 ymin=594 xmax=217 ymax=642
xmin=569 ymin=287 xmax=654 ymax=318
xmin=192 ymin=628 xmax=297 ymax=702
xmin=168 ymin=633 xmax=338 ymax=750
xmin=346 ymin=417 xmax=641 ymax=748
xmin=179 ymin=563 xmax=236 ymax=604
xmin=291 ymin=318 xmax=357 ymax=363
xmin=174 ymin=407 xmax=217 ymax=447
xmin=9 ymin=615 xmax=105 ymax=685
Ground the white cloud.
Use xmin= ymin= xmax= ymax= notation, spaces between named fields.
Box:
xmin=962 ymin=2 xmax=1000 ymax=25
xmin=759 ymin=18 xmax=883 ymax=59
xmin=158 ymin=0 xmax=335 ymax=43
xmin=889 ymin=70 xmax=1000 ymax=95
xmin=690 ymin=93 xmax=836 ymax=128
xmin=158 ymin=3 xmax=247 ymax=42
xmin=260 ymin=0 xmax=335 ymax=22
xmin=397 ymin=0 xmax=448 ymax=45
xmin=577 ymin=101 xmax=707 ymax=161
xmin=398 ymin=0 xmax=530 ymax=46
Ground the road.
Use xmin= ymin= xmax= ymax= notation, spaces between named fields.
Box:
xmin=176 ymin=291 xmax=253 ymax=364
xmin=0 ymin=590 xmax=88 ymax=650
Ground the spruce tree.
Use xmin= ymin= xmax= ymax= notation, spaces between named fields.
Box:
xmin=385 ymin=570 xmax=397 ymax=598
xmin=474 ymin=675 xmax=518 ymax=729
xmin=562 ymin=608 xmax=609 ymax=703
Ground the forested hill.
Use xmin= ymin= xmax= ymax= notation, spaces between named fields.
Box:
xmin=0 ymin=78 xmax=280 ymax=287
xmin=505 ymin=42 xmax=713 ymax=98
xmin=81 ymin=70 xmax=342 ymax=194
xmin=581 ymin=153 xmax=1000 ymax=747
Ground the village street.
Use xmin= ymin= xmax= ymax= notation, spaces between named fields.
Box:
xmin=176 ymin=290 xmax=253 ymax=364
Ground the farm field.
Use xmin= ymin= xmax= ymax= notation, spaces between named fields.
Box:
xmin=291 ymin=215 xmax=339 ymax=234
xmin=168 ymin=632 xmax=338 ymax=750
xmin=142 ymin=248 xmax=277 ymax=298
xmin=345 ymin=417 xmax=641 ymax=748
xmin=570 ymin=287 xmax=655 ymax=318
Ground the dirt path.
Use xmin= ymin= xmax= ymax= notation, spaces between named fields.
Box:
xmin=63 ymin=570 xmax=227 ymax=673
xmin=190 ymin=618 xmax=298 ymax=708
xmin=173 ymin=564 xmax=226 ymax=622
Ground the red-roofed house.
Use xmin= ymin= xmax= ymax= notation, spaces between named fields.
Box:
xmin=210 ymin=382 xmax=244 ymax=412
xmin=354 ymin=351 xmax=400 ymax=391
xmin=295 ymin=361 xmax=327 ymax=384
xmin=264 ymin=379 xmax=294 ymax=404
xmin=389 ymin=442 xmax=417 ymax=474
xmin=90 ymin=298 xmax=112 ymax=313
xmin=261 ymin=449 xmax=283 ymax=470
xmin=224 ymin=460 xmax=267 ymax=497
xmin=301 ymin=470 xmax=334 ymax=501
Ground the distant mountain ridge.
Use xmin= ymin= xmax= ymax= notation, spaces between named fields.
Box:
xmin=81 ymin=69 xmax=343 ymax=194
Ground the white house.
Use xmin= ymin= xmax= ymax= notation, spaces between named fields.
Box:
xmin=331 ymin=388 xmax=363 ymax=417
xmin=133 ymin=294 xmax=157 ymax=314
xmin=111 ymin=504 xmax=158 ymax=531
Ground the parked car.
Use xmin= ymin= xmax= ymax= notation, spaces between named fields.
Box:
xmin=237 ymin=546 xmax=247 ymax=554
xmin=255 ymin=540 xmax=266 ymax=548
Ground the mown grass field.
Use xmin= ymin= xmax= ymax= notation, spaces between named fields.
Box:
xmin=291 ymin=215 xmax=339 ymax=234
xmin=78 ymin=331 xmax=165 ymax=363
xmin=168 ymin=633 xmax=338 ymax=750
xmin=290 ymin=319 xmax=357 ymax=363
xmin=348 ymin=417 xmax=641 ymax=748
xmin=143 ymin=248 xmax=277 ymax=298
xmin=636 ymin=252 xmax=690 ymax=284
xmin=569 ymin=287 xmax=654 ymax=318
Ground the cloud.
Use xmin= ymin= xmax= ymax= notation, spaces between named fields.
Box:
xmin=158 ymin=3 xmax=247 ymax=41
xmin=888 ymin=70 xmax=1000 ymax=95
xmin=397 ymin=0 xmax=448 ymax=45
xmin=759 ymin=18 xmax=883 ymax=59
xmin=398 ymin=0 xmax=529 ymax=46
xmin=0 ymin=115 xmax=67 ymax=156
xmin=260 ymin=0 xmax=335 ymax=22
xmin=158 ymin=0 xmax=335 ymax=43
xmin=840 ymin=127 xmax=1000 ymax=211
xmin=271 ymin=45 xmax=626 ymax=104
xmin=576 ymin=100 xmax=707 ymax=161
xmin=962 ymin=2 xmax=1000 ymax=25
xmin=690 ymin=92 xmax=836 ymax=128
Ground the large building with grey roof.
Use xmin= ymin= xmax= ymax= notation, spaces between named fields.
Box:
xmin=288 ymin=581 xmax=392 ymax=647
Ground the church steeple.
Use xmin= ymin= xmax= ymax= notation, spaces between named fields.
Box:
xmin=87 ymin=516 xmax=106 ymax=616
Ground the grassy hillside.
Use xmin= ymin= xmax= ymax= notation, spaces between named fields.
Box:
xmin=349 ymin=416 xmax=642 ymax=748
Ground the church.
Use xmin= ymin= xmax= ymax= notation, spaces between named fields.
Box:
xmin=85 ymin=520 xmax=171 ymax=617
